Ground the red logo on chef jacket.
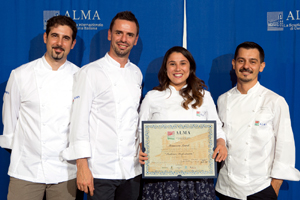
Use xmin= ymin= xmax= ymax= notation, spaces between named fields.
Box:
xmin=255 ymin=120 xmax=267 ymax=127
xmin=196 ymin=111 xmax=200 ymax=117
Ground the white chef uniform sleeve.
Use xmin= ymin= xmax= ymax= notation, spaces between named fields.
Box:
xmin=62 ymin=70 xmax=94 ymax=160
xmin=270 ymin=96 xmax=300 ymax=180
xmin=0 ymin=71 xmax=21 ymax=149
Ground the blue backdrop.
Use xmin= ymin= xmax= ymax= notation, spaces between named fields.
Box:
xmin=0 ymin=0 xmax=299 ymax=199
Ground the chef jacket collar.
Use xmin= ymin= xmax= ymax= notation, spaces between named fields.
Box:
xmin=105 ymin=53 xmax=131 ymax=69
xmin=168 ymin=84 xmax=188 ymax=92
xmin=233 ymin=81 xmax=261 ymax=95
xmin=41 ymin=55 xmax=68 ymax=71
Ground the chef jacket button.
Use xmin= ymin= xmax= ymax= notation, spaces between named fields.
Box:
xmin=244 ymin=158 xmax=247 ymax=161
xmin=252 ymin=110 xmax=255 ymax=112
xmin=120 ymin=138 xmax=123 ymax=141
xmin=246 ymin=142 xmax=248 ymax=145
xmin=248 ymin=125 xmax=251 ymax=127
xmin=43 ymin=123 xmax=46 ymax=126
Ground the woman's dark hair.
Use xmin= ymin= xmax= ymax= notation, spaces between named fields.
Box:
xmin=154 ymin=46 xmax=207 ymax=110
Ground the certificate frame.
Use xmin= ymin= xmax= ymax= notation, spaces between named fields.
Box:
xmin=142 ymin=121 xmax=217 ymax=179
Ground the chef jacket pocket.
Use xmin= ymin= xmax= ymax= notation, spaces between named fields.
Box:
xmin=254 ymin=108 xmax=273 ymax=129
xmin=150 ymin=106 xmax=163 ymax=120
xmin=253 ymin=107 xmax=274 ymax=139
xmin=194 ymin=107 xmax=208 ymax=119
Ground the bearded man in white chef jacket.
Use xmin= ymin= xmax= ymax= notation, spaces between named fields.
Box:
xmin=62 ymin=11 xmax=142 ymax=200
xmin=215 ymin=41 xmax=300 ymax=200
xmin=0 ymin=16 xmax=79 ymax=200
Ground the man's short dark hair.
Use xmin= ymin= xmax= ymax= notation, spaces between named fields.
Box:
xmin=234 ymin=41 xmax=265 ymax=63
xmin=46 ymin=15 xmax=77 ymax=42
xmin=109 ymin=11 xmax=139 ymax=36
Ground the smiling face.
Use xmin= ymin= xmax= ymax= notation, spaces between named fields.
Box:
xmin=44 ymin=25 xmax=76 ymax=66
xmin=233 ymin=48 xmax=265 ymax=86
xmin=108 ymin=19 xmax=138 ymax=59
xmin=166 ymin=52 xmax=190 ymax=91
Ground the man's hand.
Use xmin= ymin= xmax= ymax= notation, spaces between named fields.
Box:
xmin=76 ymin=158 xmax=95 ymax=196
xmin=212 ymin=138 xmax=227 ymax=162
xmin=271 ymin=178 xmax=283 ymax=196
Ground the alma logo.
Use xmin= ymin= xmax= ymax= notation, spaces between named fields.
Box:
xmin=267 ymin=12 xmax=284 ymax=31
xmin=167 ymin=131 xmax=175 ymax=140
xmin=43 ymin=10 xmax=101 ymax=30
xmin=267 ymin=10 xmax=300 ymax=31
xmin=64 ymin=10 xmax=101 ymax=20
xmin=286 ymin=10 xmax=300 ymax=20
xmin=43 ymin=10 xmax=60 ymax=30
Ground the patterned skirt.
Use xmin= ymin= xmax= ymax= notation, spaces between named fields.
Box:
xmin=141 ymin=179 xmax=216 ymax=200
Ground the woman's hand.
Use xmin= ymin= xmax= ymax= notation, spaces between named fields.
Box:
xmin=212 ymin=138 xmax=227 ymax=162
xmin=139 ymin=149 xmax=148 ymax=164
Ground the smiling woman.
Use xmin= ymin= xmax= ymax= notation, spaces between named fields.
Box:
xmin=166 ymin=52 xmax=190 ymax=91
xmin=138 ymin=46 xmax=228 ymax=200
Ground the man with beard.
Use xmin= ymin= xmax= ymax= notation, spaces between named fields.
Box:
xmin=215 ymin=41 xmax=300 ymax=200
xmin=62 ymin=11 xmax=142 ymax=200
xmin=0 ymin=15 xmax=79 ymax=200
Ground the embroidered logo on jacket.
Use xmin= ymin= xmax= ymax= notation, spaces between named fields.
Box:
xmin=73 ymin=96 xmax=80 ymax=103
xmin=255 ymin=121 xmax=267 ymax=127
xmin=196 ymin=111 xmax=206 ymax=117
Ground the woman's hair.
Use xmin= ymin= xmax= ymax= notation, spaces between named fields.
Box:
xmin=154 ymin=46 xmax=207 ymax=110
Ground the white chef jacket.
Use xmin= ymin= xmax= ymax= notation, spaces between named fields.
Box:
xmin=138 ymin=85 xmax=226 ymax=142
xmin=0 ymin=56 xmax=79 ymax=184
xmin=62 ymin=53 xmax=143 ymax=180
xmin=215 ymin=82 xmax=300 ymax=200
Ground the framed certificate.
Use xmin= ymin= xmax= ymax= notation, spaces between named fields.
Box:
xmin=142 ymin=121 xmax=216 ymax=179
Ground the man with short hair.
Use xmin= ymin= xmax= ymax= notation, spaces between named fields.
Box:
xmin=0 ymin=15 xmax=79 ymax=200
xmin=215 ymin=41 xmax=300 ymax=200
xmin=62 ymin=11 xmax=142 ymax=200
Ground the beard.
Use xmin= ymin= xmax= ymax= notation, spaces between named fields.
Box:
xmin=51 ymin=46 xmax=65 ymax=60
xmin=238 ymin=67 xmax=253 ymax=83
xmin=112 ymin=42 xmax=131 ymax=58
